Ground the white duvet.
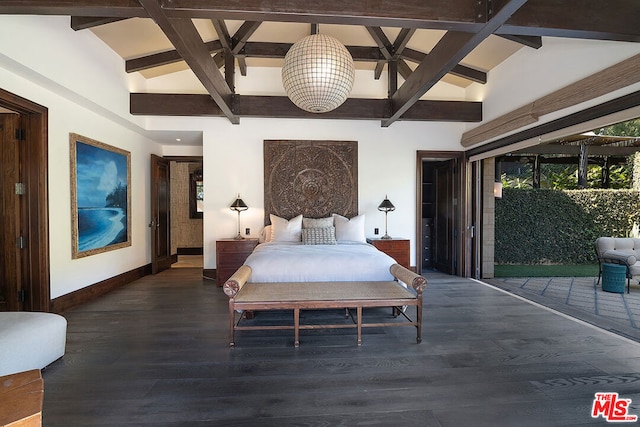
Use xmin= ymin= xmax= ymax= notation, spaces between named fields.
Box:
xmin=244 ymin=242 xmax=396 ymax=282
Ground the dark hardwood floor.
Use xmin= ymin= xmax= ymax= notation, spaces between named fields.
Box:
xmin=42 ymin=268 xmax=640 ymax=426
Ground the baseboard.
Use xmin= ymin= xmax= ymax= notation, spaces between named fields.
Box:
xmin=177 ymin=247 xmax=203 ymax=255
xmin=203 ymin=268 xmax=216 ymax=282
xmin=50 ymin=264 xmax=152 ymax=314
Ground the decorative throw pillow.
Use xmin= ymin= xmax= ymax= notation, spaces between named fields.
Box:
xmin=302 ymin=226 xmax=337 ymax=245
xmin=270 ymin=214 xmax=303 ymax=242
xmin=333 ymin=214 xmax=366 ymax=243
xmin=302 ymin=216 xmax=334 ymax=229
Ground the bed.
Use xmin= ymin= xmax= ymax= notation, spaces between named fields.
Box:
xmin=221 ymin=140 xmax=426 ymax=346
xmin=236 ymin=139 xmax=408 ymax=283
xmin=243 ymin=213 xmax=396 ymax=283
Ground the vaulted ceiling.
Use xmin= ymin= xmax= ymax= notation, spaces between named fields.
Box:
xmin=2 ymin=1 xmax=640 ymax=128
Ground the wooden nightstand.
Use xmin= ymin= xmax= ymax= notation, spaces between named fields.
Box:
xmin=216 ymin=238 xmax=259 ymax=287
xmin=367 ymin=238 xmax=410 ymax=270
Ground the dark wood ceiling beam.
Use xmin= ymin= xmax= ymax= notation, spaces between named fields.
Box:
xmin=367 ymin=27 xmax=412 ymax=81
xmin=126 ymin=39 xmax=222 ymax=73
xmin=230 ymin=21 xmax=260 ymax=76
xmin=385 ymin=31 xmax=475 ymax=126
xmin=0 ymin=0 xmax=485 ymax=29
xmin=374 ymin=61 xmax=385 ymax=80
xmin=239 ymin=42 xmax=292 ymax=59
xmin=230 ymin=21 xmax=261 ymax=54
xmin=366 ymin=26 xmax=396 ymax=80
xmin=130 ymin=93 xmax=482 ymax=122
xmin=384 ymin=0 xmax=528 ymax=127
xmin=0 ymin=1 xmax=148 ymax=17
xmin=5 ymin=1 xmax=640 ymax=42
xmin=154 ymin=0 xmax=486 ymax=29
xmin=138 ymin=0 xmax=238 ymax=124
xmin=499 ymin=0 xmax=640 ymax=42
xmin=211 ymin=19 xmax=235 ymax=86
xmin=211 ymin=19 xmax=231 ymax=50
xmin=393 ymin=28 xmax=416 ymax=56
xmin=388 ymin=60 xmax=398 ymax=97
xmin=402 ymin=48 xmax=486 ymax=84
xmin=366 ymin=27 xmax=394 ymax=60
xmin=70 ymin=16 xmax=127 ymax=30
xmin=127 ymin=42 xmax=387 ymax=73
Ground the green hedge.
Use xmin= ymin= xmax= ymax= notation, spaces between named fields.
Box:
xmin=495 ymin=189 xmax=640 ymax=264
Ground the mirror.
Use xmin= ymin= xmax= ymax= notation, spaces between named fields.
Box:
xmin=189 ymin=168 xmax=203 ymax=219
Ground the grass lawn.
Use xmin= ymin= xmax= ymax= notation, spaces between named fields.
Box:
xmin=494 ymin=264 xmax=599 ymax=277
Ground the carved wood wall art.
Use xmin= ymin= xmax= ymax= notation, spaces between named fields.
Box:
xmin=264 ymin=140 xmax=358 ymax=224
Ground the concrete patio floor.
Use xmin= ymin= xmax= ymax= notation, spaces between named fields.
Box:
xmin=484 ymin=276 xmax=640 ymax=343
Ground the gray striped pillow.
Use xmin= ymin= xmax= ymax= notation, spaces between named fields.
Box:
xmin=301 ymin=226 xmax=337 ymax=245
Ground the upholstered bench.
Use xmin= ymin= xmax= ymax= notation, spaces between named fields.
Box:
xmin=224 ymin=263 xmax=427 ymax=347
xmin=0 ymin=312 xmax=67 ymax=376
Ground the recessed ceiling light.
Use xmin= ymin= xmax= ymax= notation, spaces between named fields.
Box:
xmin=176 ymin=138 xmax=181 ymax=142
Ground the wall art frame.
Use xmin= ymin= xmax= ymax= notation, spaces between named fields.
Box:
xmin=70 ymin=133 xmax=131 ymax=259
xmin=264 ymin=140 xmax=358 ymax=224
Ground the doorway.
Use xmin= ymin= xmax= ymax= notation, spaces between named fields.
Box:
xmin=0 ymin=89 xmax=50 ymax=312
xmin=171 ymin=159 xmax=204 ymax=269
xmin=149 ymin=156 xmax=205 ymax=274
xmin=416 ymin=151 xmax=470 ymax=277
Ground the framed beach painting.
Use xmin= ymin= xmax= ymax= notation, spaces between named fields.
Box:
xmin=70 ymin=133 xmax=131 ymax=259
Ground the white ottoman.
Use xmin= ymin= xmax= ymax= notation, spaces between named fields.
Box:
xmin=0 ymin=312 xmax=67 ymax=376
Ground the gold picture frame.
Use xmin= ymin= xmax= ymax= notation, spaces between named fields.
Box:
xmin=70 ymin=133 xmax=131 ymax=259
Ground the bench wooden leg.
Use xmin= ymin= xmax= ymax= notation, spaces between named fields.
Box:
xmin=229 ymin=300 xmax=236 ymax=348
xmin=416 ymin=301 xmax=423 ymax=344
xmin=357 ymin=306 xmax=363 ymax=346
xmin=294 ymin=308 xmax=300 ymax=347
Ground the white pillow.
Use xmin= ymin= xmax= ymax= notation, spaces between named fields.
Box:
xmin=333 ymin=214 xmax=366 ymax=243
xmin=270 ymin=214 xmax=303 ymax=242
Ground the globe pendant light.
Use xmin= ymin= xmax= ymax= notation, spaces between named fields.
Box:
xmin=282 ymin=34 xmax=355 ymax=113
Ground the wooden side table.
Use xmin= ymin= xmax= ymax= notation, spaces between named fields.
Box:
xmin=367 ymin=238 xmax=410 ymax=270
xmin=216 ymin=238 xmax=259 ymax=286
xmin=0 ymin=369 xmax=43 ymax=427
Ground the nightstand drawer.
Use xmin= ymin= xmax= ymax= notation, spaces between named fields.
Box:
xmin=216 ymin=239 xmax=259 ymax=286
xmin=367 ymin=238 xmax=410 ymax=270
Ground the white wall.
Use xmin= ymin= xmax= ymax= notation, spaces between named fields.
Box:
xmin=0 ymin=16 xmax=167 ymax=299
xmin=148 ymin=115 xmax=466 ymax=268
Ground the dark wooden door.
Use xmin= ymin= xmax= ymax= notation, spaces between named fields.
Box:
xmin=0 ymin=113 xmax=23 ymax=311
xmin=150 ymin=155 xmax=172 ymax=274
xmin=433 ymin=160 xmax=455 ymax=274
xmin=0 ymin=89 xmax=50 ymax=312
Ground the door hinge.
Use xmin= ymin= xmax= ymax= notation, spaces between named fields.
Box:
xmin=17 ymin=289 xmax=26 ymax=303
xmin=15 ymin=128 xmax=26 ymax=141
xmin=15 ymin=183 xmax=26 ymax=195
xmin=17 ymin=235 xmax=26 ymax=249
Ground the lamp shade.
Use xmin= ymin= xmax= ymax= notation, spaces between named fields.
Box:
xmin=493 ymin=182 xmax=503 ymax=199
xmin=281 ymin=34 xmax=355 ymax=113
xmin=378 ymin=196 xmax=395 ymax=212
xmin=230 ymin=195 xmax=248 ymax=211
